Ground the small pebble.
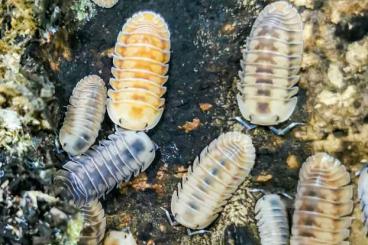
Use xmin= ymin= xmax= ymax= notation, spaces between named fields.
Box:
xmin=256 ymin=174 xmax=273 ymax=182
xmin=286 ymin=155 xmax=300 ymax=169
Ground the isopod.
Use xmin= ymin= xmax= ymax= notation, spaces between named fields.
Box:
xmin=104 ymin=228 xmax=137 ymax=245
xmin=59 ymin=75 xmax=107 ymax=156
xmin=170 ymin=132 xmax=255 ymax=229
xmin=237 ymin=1 xmax=303 ymax=126
xmin=358 ymin=165 xmax=368 ymax=235
xmin=290 ymin=153 xmax=353 ymax=245
xmin=107 ymin=11 xmax=171 ymax=131
xmin=91 ymin=0 xmax=119 ymax=8
xmin=54 ymin=129 xmax=156 ymax=207
xmin=79 ymin=200 xmax=106 ymax=245
xmin=255 ymin=194 xmax=289 ymax=245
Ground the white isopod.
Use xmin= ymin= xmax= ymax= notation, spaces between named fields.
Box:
xmin=358 ymin=165 xmax=368 ymax=235
xmin=255 ymin=194 xmax=289 ymax=245
xmin=79 ymin=200 xmax=106 ymax=245
xmin=104 ymin=228 xmax=137 ymax=245
xmin=290 ymin=153 xmax=353 ymax=245
xmin=170 ymin=132 xmax=256 ymax=229
xmin=237 ymin=1 xmax=303 ymax=128
xmin=91 ymin=0 xmax=119 ymax=8
xmin=59 ymin=75 xmax=107 ymax=156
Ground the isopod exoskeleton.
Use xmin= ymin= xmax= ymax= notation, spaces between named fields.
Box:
xmin=237 ymin=1 xmax=303 ymax=126
xmin=290 ymin=153 xmax=353 ymax=245
xmin=358 ymin=165 xmax=368 ymax=235
xmin=107 ymin=11 xmax=170 ymax=131
xmin=92 ymin=0 xmax=119 ymax=8
xmin=79 ymin=200 xmax=106 ymax=245
xmin=54 ymin=129 xmax=156 ymax=207
xmin=255 ymin=194 xmax=289 ymax=245
xmin=170 ymin=132 xmax=255 ymax=229
xmin=59 ymin=75 xmax=107 ymax=156
xmin=104 ymin=228 xmax=137 ymax=245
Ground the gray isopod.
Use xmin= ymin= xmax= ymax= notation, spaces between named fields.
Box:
xmin=54 ymin=129 xmax=156 ymax=207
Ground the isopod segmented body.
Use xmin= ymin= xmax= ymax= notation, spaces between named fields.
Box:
xmin=291 ymin=153 xmax=353 ymax=245
xmin=358 ymin=165 xmax=368 ymax=235
xmin=59 ymin=75 xmax=107 ymax=156
xmin=104 ymin=228 xmax=137 ymax=245
xmin=237 ymin=1 xmax=303 ymax=126
xmin=54 ymin=130 xmax=156 ymax=207
xmin=171 ymin=132 xmax=255 ymax=229
xmin=255 ymin=194 xmax=289 ymax=245
xmin=79 ymin=200 xmax=106 ymax=245
xmin=107 ymin=11 xmax=171 ymax=131
xmin=91 ymin=0 xmax=119 ymax=8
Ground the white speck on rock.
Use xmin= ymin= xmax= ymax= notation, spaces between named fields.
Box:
xmin=327 ymin=63 xmax=344 ymax=89
xmin=0 ymin=109 xmax=22 ymax=131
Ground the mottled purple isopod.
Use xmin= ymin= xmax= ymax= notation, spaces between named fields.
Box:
xmin=54 ymin=130 xmax=155 ymax=207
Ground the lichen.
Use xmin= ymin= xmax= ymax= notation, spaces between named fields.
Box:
xmin=291 ymin=1 xmax=368 ymax=243
xmin=70 ymin=0 xmax=97 ymax=24
xmin=0 ymin=0 xmax=37 ymax=68
xmin=65 ymin=212 xmax=84 ymax=245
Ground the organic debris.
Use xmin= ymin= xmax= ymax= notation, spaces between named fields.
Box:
xmin=178 ymin=118 xmax=201 ymax=133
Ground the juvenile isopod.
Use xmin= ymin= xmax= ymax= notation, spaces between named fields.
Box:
xmin=290 ymin=153 xmax=353 ymax=245
xmin=59 ymin=75 xmax=107 ymax=156
xmin=54 ymin=129 xmax=156 ymax=207
xmin=107 ymin=11 xmax=171 ymax=131
xmin=358 ymin=165 xmax=368 ymax=235
xmin=168 ymin=132 xmax=255 ymax=230
xmin=255 ymin=194 xmax=289 ymax=245
xmin=79 ymin=200 xmax=106 ymax=245
xmin=236 ymin=1 xmax=303 ymax=135
xmin=104 ymin=228 xmax=137 ymax=245
xmin=91 ymin=0 xmax=119 ymax=8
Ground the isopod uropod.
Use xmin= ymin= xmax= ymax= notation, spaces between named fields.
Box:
xmin=104 ymin=228 xmax=137 ymax=245
xmin=358 ymin=165 xmax=368 ymax=235
xmin=255 ymin=194 xmax=289 ymax=245
xmin=107 ymin=11 xmax=171 ymax=131
xmin=54 ymin=130 xmax=156 ymax=207
xmin=59 ymin=75 xmax=107 ymax=156
xmin=79 ymin=200 xmax=106 ymax=245
xmin=290 ymin=153 xmax=353 ymax=245
xmin=170 ymin=132 xmax=255 ymax=229
xmin=237 ymin=1 xmax=303 ymax=126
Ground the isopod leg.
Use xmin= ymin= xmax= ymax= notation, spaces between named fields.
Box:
xmin=234 ymin=117 xmax=257 ymax=132
xmin=154 ymin=143 xmax=160 ymax=151
xmin=54 ymin=137 xmax=65 ymax=154
xmin=186 ymin=228 xmax=210 ymax=236
xmin=249 ymin=188 xmax=268 ymax=194
xmin=269 ymin=122 xmax=304 ymax=136
xmin=160 ymin=207 xmax=178 ymax=226
xmin=355 ymin=164 xmax=368 ymax=177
